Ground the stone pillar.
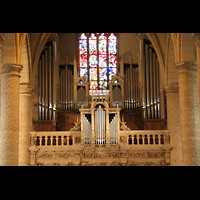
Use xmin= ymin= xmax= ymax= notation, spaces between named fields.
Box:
xmin=19 ymin=83 xmax=34 ymax=166
xmin=0 ymin=34 xmax=5 ymax=145
xmin=165 ymin=84 xmax=182 ymax=166
xmin=176 ymin=61 xmax=200 ymax=166
xmin=0 ymin=63 xmax=23 ymax=166
xmin=192 ymin=33 xmax=200 ymax=123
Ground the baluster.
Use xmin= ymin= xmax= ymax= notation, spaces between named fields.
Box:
xmin=50 ymin=136 xmax=53 ymax=146
xmin=142 ymin=135 xmax=145 ymax=145
xmin=153 ymin=135 xmax=155 ymax=144
xmin=39 ymin=136 xmax=42 ymax=146
xmin=45 ymin=136 xmax=48 ymax=146
xmin=35 ymin=136 xmax=37 ymax=146
xmin=67 ymin=136 xmax=70 ymax=145
xmin=56 ymin=135 xmax=58 ymax=146
xmin=137 ymin=135 xmax=140 ymax=145
xmin=132 ymin=135 xmax=134 ymax=145
xmin=61 ymin=135 xmax=64 ymax=145
xmin=147 ymin=135 xmax=150 ymax=145
xmin=158 ymin=134 xmax=161 ymax=145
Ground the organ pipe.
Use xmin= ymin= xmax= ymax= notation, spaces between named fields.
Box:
xmin=38 ymin=40 xmax=57 ymax=121
xmin=48 ymin=46 xmax=52 ymax=120
xmin=153 ymin=52 xmax=157 ymax=119
xmin=156 ymin=58 xmax=160 ymax=119
xmin=130 ymin=64 xmax=133 ymax=109
xmin=140 ymin=39 xmax=146 ymax=114
xmin=149 ymin=48 xmax=154 ymax=119
xmin=41 ymin=54 xmax=45 ymax=120
xmin=45 ymin=50 xmax=48 ymax=120
xmin=138 ymin=38 xmax=162 ymax=120
xmin=52 ymin=41 xmax=57 ymax=120
xmin=124 ymin=63 xmax=140 ymax=110
xmin=38 ymin=60 xmax=42 ymax=120
xmin=145 ymin=44 xmax=150 ymax=119
xmin=65 ymin=68 xmax=68 ymax=110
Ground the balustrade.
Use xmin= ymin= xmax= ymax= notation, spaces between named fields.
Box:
xmin=30 ymin=131 xmax=81 ymax=148
xmin=119 ymin=130 xmax=170 ymax=146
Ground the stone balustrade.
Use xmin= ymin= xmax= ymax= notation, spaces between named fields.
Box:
xmin=30 ymin=130 xmax=170 ymax=150
xmin=30 ymin=131 xmax=81 ymax=148
xmin=118 ymin=130 xmax=170 ymax=147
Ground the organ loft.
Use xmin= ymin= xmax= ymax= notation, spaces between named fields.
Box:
xmin=0 ymin=33 xmax=200 ymax=166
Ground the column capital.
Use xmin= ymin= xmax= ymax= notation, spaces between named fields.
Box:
xmin=2 ymin=63 xmax=23 ymax=77
xmin=175 ymin=61 xmax=197 ymax=75
xmin=20 ymin=83 xmax=34 ymax=95
xmin=164 ymin=84 xmax=179 ymax=94
xmin=192 ymin=33 xmax=200 ymax=46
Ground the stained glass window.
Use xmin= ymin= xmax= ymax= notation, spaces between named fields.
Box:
xmin=79 ymin=33 xmax=117 ymax=91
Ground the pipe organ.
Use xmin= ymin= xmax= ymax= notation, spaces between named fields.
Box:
xmin=58 ymin=65 xmax=74 ymax=110
xmin=109 ymin=114 xmax=117 ymax=144
xmin=124 ymin=64 xmax=140 ymax=109
xmin=140 ymin=39 xmax=161 ymax=119
xmin=38 ymin=41 xmax=57 ymax=121
xmin=95 ymin=105 xmax=105 ymax=144
xmin=83 ymin=114 xmax=91 ymax=144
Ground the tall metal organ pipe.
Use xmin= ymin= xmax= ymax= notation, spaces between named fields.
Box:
xmin=38 ymin=41 xmax=57 ymax=121
xmin=124 ymin=63 xmax=140 ymax=110
xmin=138 ymin=39 xmax=161 ymax=120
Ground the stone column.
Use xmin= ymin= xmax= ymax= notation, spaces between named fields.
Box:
xmin=0 ymin=34 xmax=5 ymax=145
xmin=0 ymin=63 xmax=23 ymax=166
xmin=192 ymin=33 xmax=200 ymax=123
xmin=176 ymin=61 xmax=200 ymax=166
xmin=164 ymin=84 xmax=182 ymax=166
xmin=19 ymin=83 xmax=34 ymax=166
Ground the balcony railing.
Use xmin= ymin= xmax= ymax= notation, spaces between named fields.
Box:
xmin=30 ymin=131 xmax=81 ymax=148
xmin=118 ymin=130 xmax=170 ymax=147
xmin=30 ymin=130 xmax=170 ymax=149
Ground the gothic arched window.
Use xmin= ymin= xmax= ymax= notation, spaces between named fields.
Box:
xmin=79 ymin=33 xmax=117 ymax=92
